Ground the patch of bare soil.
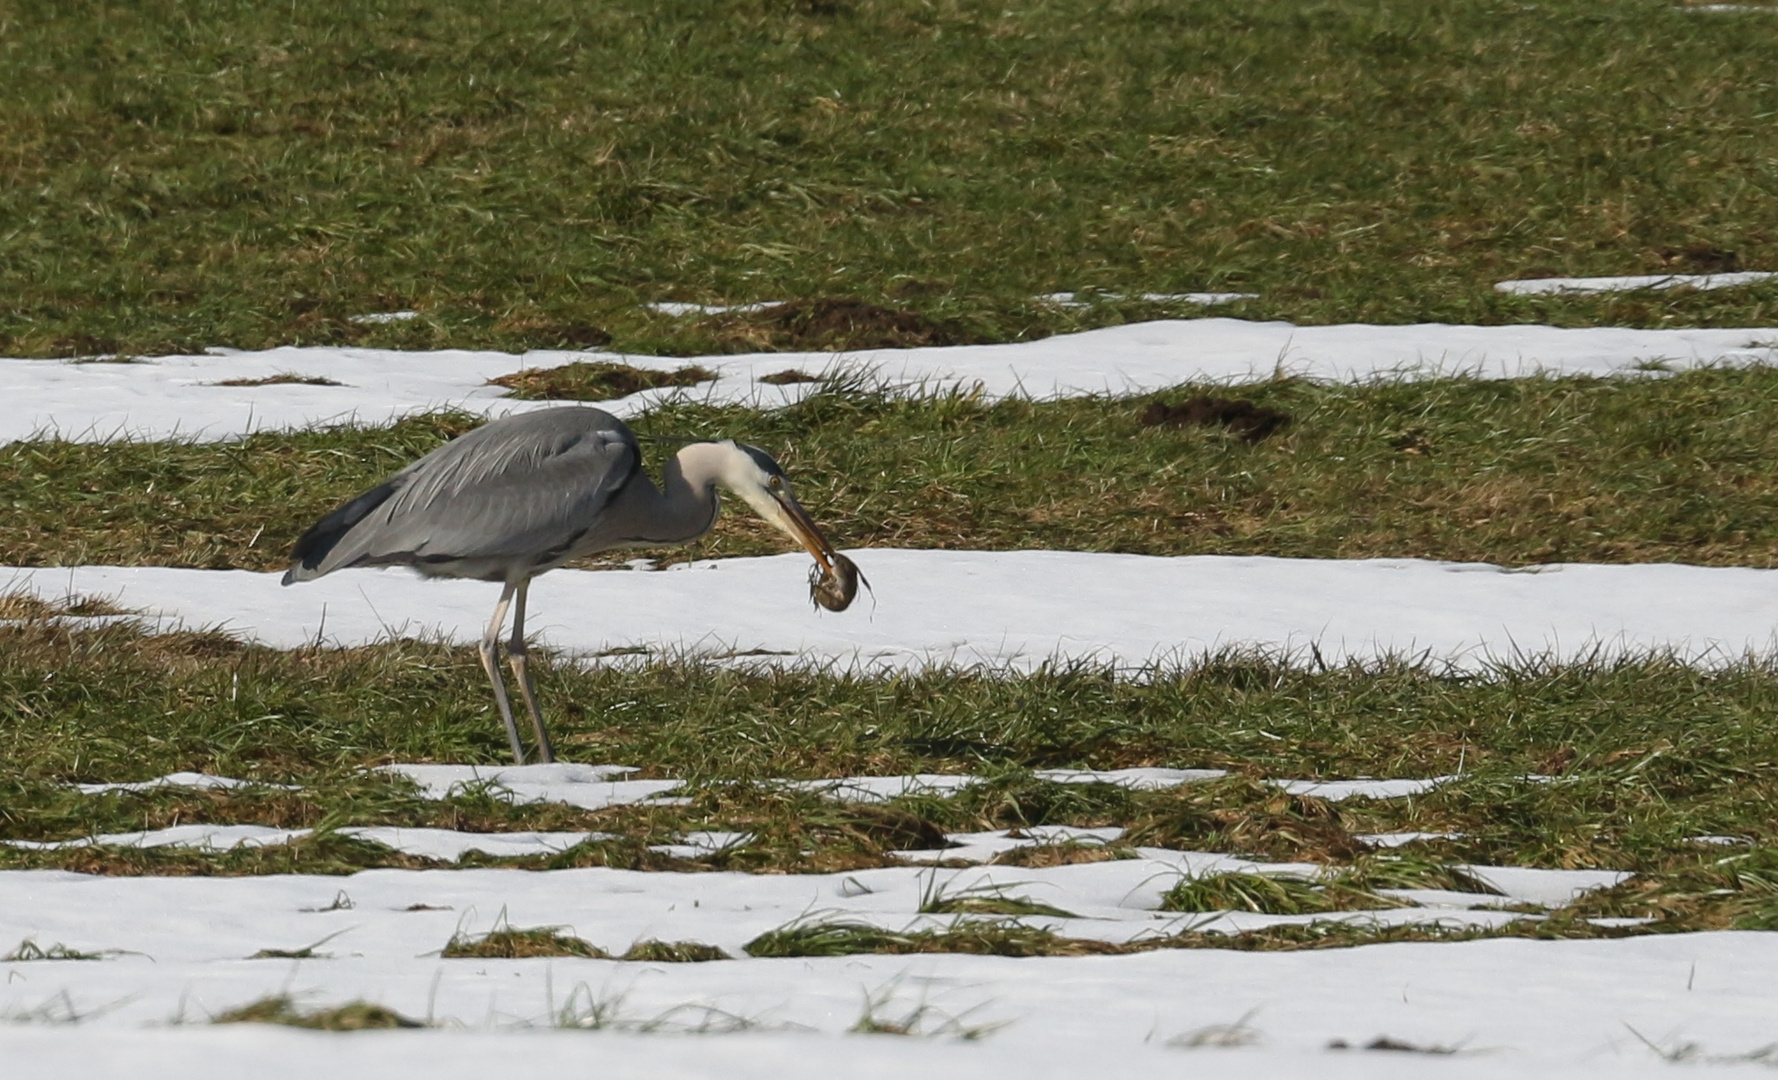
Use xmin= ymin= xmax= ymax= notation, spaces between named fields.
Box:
xmin=490 ymin=361 xmax=716 ymax=400
xmin=1653 ymin=244 xmax=1740 ymax=273
xmin=706 ymin=298 xmax=982 ymax=352
xmin=758 ymin=368 xmax=824 ymax=385
xmin=50 ymin=333 xmax=125 ymax=359
xmin=1139 ymin=396 xmax=1292 ymax=443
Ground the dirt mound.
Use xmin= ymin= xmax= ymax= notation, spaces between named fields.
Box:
xmin=1139 ymin=396 xmax=1291 ymax=443
xmin=489 ymin=361 xmax=715 ymax=400
xmin=758 ymin=368 xmax=824 ymax=385
xmin=1653 ymin=244 xmax=1740 ymax=274
xmin=707 ymin=298 xmax=978 ymax=352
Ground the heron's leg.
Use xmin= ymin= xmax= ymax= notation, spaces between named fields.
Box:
xmin=506 ymin=579 xmax=556 ymax=764
xmin=479 ymin=581 xmax=528 ymax=765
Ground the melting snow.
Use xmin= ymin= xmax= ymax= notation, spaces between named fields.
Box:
xmin=1 ymin=826 xmax=604 ymax=862
xmin=648 ymin=831 xmax=756 ymax=859
xmin=645 ymin=300 xmax=779 ymax=316
xmin=1034 ymin=291 xmax=1258 ymax=307
xmin=5 ymin=318 xmax=1774 ymax=1073
xmin=7 ymin=318 xmax=1778 ymax=444
xmin=1357 ymin=831 xmax=1464 ymax=849
xmin=375 ymin=763 xmax=686 ymax=810
xmin=1495 ymin=271 xmax=1778 ymax=295
xmin=71 ymin=772 xmax=297 ymax=795
xmin=893 ymin=825 xmax=1125 ymax=864
xmin=0 ymin=855 xmax=1680 ymax=1080
xmin=1277 ymin=777 xmax=1456 ymax=801
xmin=4 ymin=825 xmax=312 ymax=852
xmin=337 ymin=828 xmax=600 ymax=862
xmin=11 ymin=551 xmax=1778 ymax=674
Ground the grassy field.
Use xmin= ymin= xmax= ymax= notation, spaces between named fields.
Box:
xmin=14 ymin=366 xmax=1778 ymax=569
xmin=3 ymin=611 xmax=1776 ymax=939
xmin=6 ymin=0 xmax=1778 ymax=959
xmin=4 ymin=0 xmax=1778 ymax=357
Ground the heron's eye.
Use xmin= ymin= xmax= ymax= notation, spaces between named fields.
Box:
xmin=768 ymin=476 xmax=784 ymax=490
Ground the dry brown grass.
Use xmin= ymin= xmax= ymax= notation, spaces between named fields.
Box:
xmin=215 ymin=995 xmax=424 ymax=1030
xmin=489 ymin=362 xmax=715 ymax=401
xmin=990 ymin=843 xmax=1127 ymax=868
xmin=1124 ymin=779 xmax=1367 ymax=863
xmin=0 ymin=592 xmax=136 ymax=620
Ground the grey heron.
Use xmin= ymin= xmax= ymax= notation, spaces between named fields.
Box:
xmin=282 ymin=405 xmax=857 ymax=764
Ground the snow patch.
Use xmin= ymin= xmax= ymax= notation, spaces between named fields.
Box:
xmin=71 ymin=772 xmax=297 ymax=795
xmin=1495 ymin=271 xmax=1777 ymax=295
xmin=8 ymin=318 xmax=1778 ymax=444
xmin=377 ymin=763 xmax=687 ymax=810
xmin=1277 ymin=777 xmax=1456 ymax=801
xmin=1035 ymin=291 xmax=1257 ymax=308
xmin=13 ymin=551 xmax=1778 ymax=675
xmin=894 ymin=826 xmax=1125 ymax=864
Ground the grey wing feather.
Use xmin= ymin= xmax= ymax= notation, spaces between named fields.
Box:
xmin=288 ymin=408 xmax=639 ymax=581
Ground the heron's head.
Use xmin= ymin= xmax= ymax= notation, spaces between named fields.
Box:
xmin=714 ymin=442 xmax=840 ymax=574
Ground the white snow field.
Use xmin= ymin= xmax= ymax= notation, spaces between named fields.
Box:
xmin=0 ymin=867 xmax=1768 ymax=1080
xmin=8 ymin=549 xmax=1778 ymax=673
xmin=5 ymin=317 xmax=1778 ymax=444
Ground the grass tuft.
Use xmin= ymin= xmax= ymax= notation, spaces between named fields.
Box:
xmin=619 ymin=940 xmax=731 ymax=963
xmin=213 ymin=995 xmax=423 ymax=1030
xmin=918 ymin=877 xmax=1078 ymax=919
xmin=247 ymin=928 xmax=351 ymax=960
xmin=1159 ymin=871 xmax=1401 ymax=915
xmin=850 ymin=985 xmax=1007 ymax=1040
xmin=1 ymin=939 xmax=103 ymax=962
xmin=442 ymin=919 xmax=608 ymax=960
xmin=744 ymin=916 xmax=1123 ymax=959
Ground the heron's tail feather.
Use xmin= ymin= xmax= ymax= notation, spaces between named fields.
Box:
xmin=282 ymin=480 xmax=400 ymax=585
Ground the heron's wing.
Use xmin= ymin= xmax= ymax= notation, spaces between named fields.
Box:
xmin=288 ymin=409 xmax=640 ymax=579
xmin=382 ymin=420 xmax=640 ymax=562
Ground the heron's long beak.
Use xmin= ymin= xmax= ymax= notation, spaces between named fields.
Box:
xmin=770 ymin=491 xmax=838 ymax=573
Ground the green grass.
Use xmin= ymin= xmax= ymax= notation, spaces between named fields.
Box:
xmin=4 ymin=612 xmax=1778 ymax=944
xmin=919 ymin=879 xmax=1079 ymax=919
xmin=4 ymin=0 xmax=1778 ymax=357
xmin=5 ymin=611 xmax=1778 ymax=879
xmin=1154 ymin=856 xmax=1510 ymax=914
xmin=7 ymin=0 xmax=1778 ymax=961
xmin=743 ymin=916 xmax=1126 ymax=958
xmin=739 ymin=907 xmax=1662 ymax=958
xmin=1158 ymin=871 xmax=1400 ymax=915
xmin=18 ymin=366 xmax=1778 ymax=568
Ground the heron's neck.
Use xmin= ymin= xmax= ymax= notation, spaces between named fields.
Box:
xmin=640 ymin=442 xmax=727 ymax=544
